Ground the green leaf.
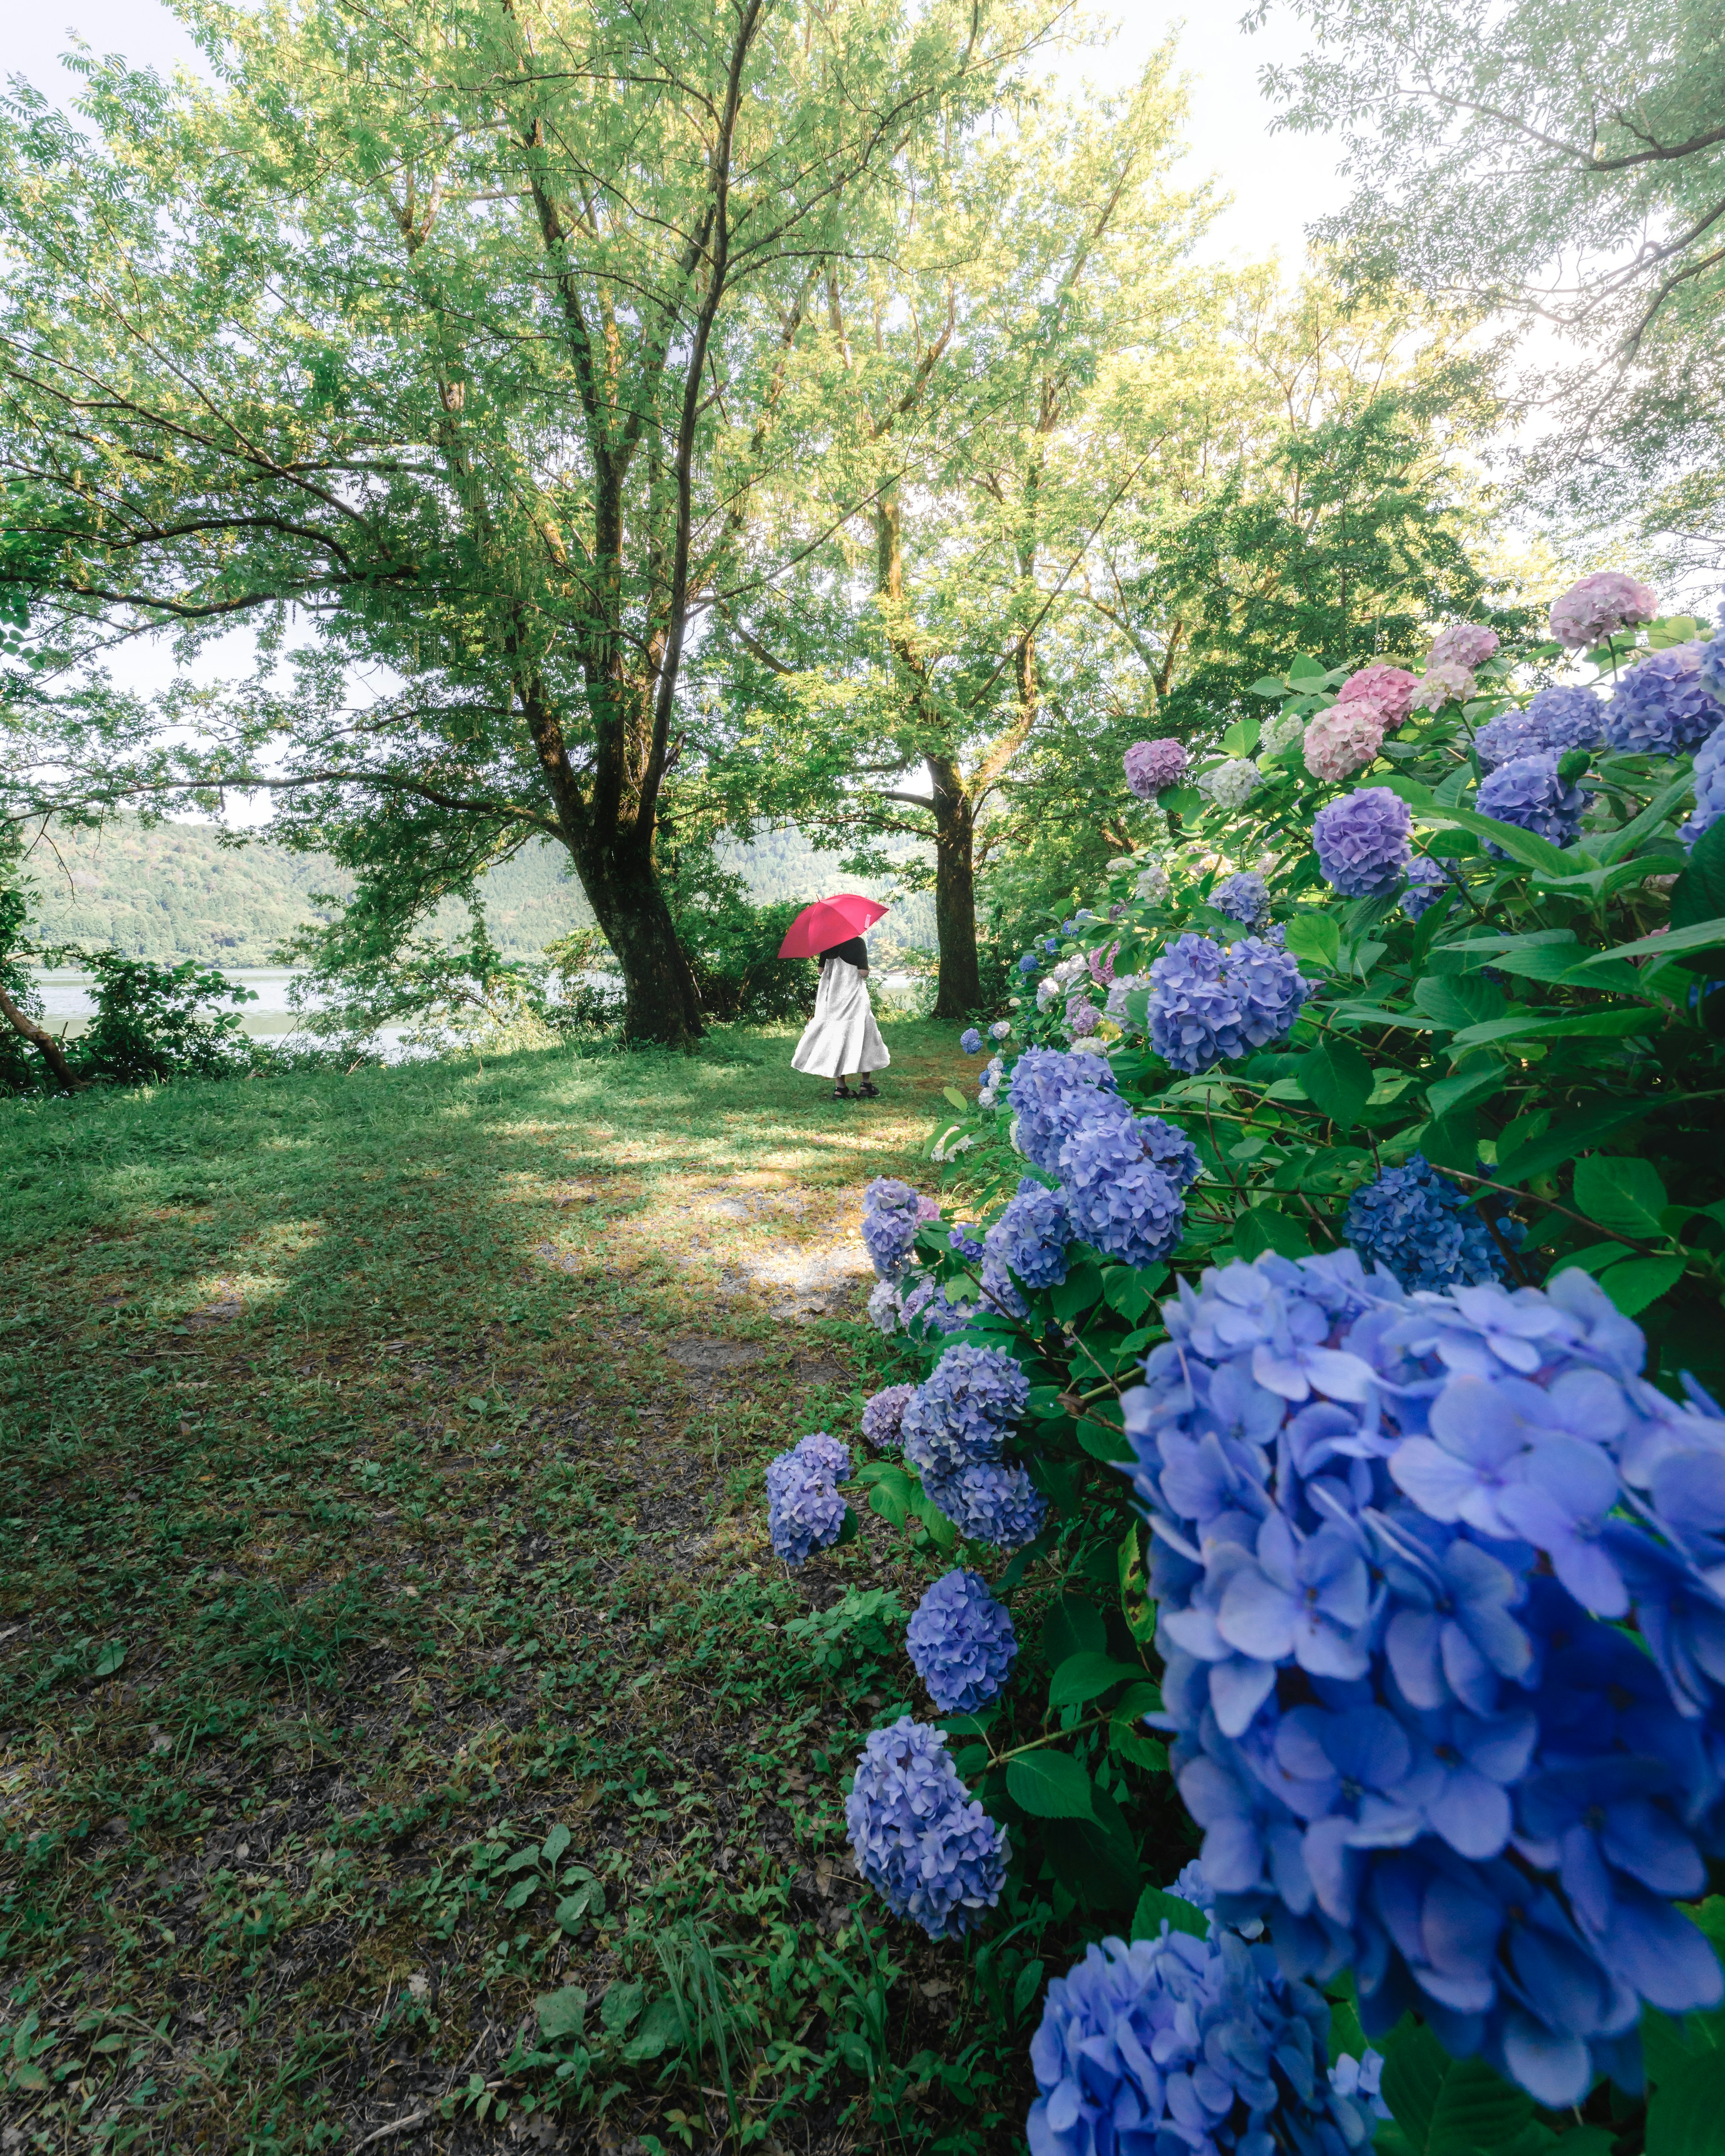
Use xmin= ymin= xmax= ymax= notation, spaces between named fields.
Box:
xmin=540 ymin=1824 xmax=571 ymax=1867
xmin=1648 ymin=2047 xmax=1725 ymax=2156
xmin=1424 ymin=1066 xmax=1506 ymax=1120
xmin=834 ymin=1503 xmax=859 ymax=1546
xmin=501 ymin=1876 xmax=538 ymax=1910
xmin=1047 ymin=1650 xmax=1148 ymax=1709
xmin=912 ymin=1491 xmax=959 ymax=1550
xmin=1049 ymin=1261 xmax=1103 ymax=1324
xmin=1232 ymin=1206 xmax=1314 ymax=1261
xmin=1130 ymin=1885 xmax=1209 ymax=1941
xmin=1006 ymin=1748 xmax=1095 ymax=1819
xmin=866 ymin=1476 xmax=910 ymax=1528
xmin=600 ymin=1980 xmax=644 ymax=2037
xmin=1013 ymin=1959 xmax=1046 ymax=2020
xmin=1597 ymin=771 xmax=1699 ymax=863
xmin=1598 ymin=1253 xmax=1687 ymax=1315
xmin=1424 ymin=2056 xmax=1535 ymax=2156
xmin=1103 ymin=1265 xmax=1161 ymax=1321
xmin=1283 ymin=912 xmax=1341 ymax=969
xmin=1420 ymin=804 xmax=1574 ymax=877
xmin=1420 ymin=1111 xmax=1479 ymax=1176
xmin=942 ymin=1085 xmax=969 ymax=1111
xmin=1572 ymin=1154 xmax=1669 ymax=1239
xmin=554 ymin=1883 xmax=600 ymax=1931
xmin=1672 ymin=820 xmax=1725 ymax=930
xmin=1042 ymin=1593 xmax=1106 ymax=1665
xmin=1493 ymin=1101 xmax=1650 ymax=1187
xmin=93 ymin=1642 xmax=126 ymax=1678
xmin=1446 ymin=1007 xmax=1655 ymax=1052
xmin=535 ymin=1986 xmax=588 ymax=2040
xmin=1299 ymin=1038 xmax=1374 ymax=1127
xmin=1413 ymin=974 xmax=1506 ymax=1030
xmin=1247 ymin=675 xmax=1288 ymax=697
xmin=620 ymin=1997 xmax=682 ymax=2065
xmin=1580 ymin=916 xmax=1725 ymax=965
xmin=1380 ymin=2022 xmax=1449 ymax=2149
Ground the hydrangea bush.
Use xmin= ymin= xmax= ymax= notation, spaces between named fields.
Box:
xmin=755 ymin=572 xmax=1725 ymax=2153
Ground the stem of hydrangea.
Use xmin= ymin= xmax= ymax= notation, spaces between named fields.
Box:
xmin=1438 ymin=1166 xmax=1667 ymax=1256
xmin=987 ymin=1713 xmax=1116 ymax=1767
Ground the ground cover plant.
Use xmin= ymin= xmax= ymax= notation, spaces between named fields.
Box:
xmin=0 ymin=1019 xmax=1122 ymax=2155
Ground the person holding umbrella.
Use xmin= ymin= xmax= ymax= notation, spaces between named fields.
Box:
xmin=780 ymin=894 xmax=890 ymax=1101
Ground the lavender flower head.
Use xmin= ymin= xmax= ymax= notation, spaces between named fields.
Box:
xmin=1146 ymin=935 xmax=1309 ymax=1075
xmin=1401 ymin=855 xmax=1453 ymax=920
xmin=900 ymin=1343 xmax=1029 ymax=1481
xmin=866 ymin=1279 xmax=902 ymax=1334
xmin=948 ymin=1223 xmax=985 ymax=1262
xmin=1312 ymin=787 xmax=1412 ymax=897
xmin=861 ymin=1383 xmax=916 ymax=1449
xmin=1135 ymin=859 xmax=1171 ymax=904
xmin=959 ymin=1028 xmax=983 ymax=1055
xmin=1124 ymin=738 xmax=1189 ymax=798
xmin=1224 ymin=936 xmax=1310 ymax=1048
xmin=1059 ymin=1116 xmax=1189 ymax=1268
xmin=1213 ymin=870 xmax=1271 ymax=926
xmin=1477 ymin=750 xmax=1585 ymax=851
xmin=1345 ymin=1153 xmax=1508 ymax=1291
xmin=846 ymin=1719 xmax=1008 ymax=1940
xmin=765 ymin=1432 xmax=850 ymax=1565
xmin=1702 ymin=583 xmax=1725 ymax=699
xmin=1027 ymin=1929 xmax=1370 ymax=2156
xmin=1682 ymin=727 xmax=1725 ymax=848
xmin=924 ymin=1461 xmax=1047 ymax=1550
xmin=1476 ymin=684 xmax=1605 ymax=768
xmin=861 ymin=1177 xmax=922 ymax=1281
xmin=1065 ymin=993 xmax=1101 ymax=1038
xmin=906 ymin=1569 xmax=1019 ymax=1713
xmin=1410 ymin=660 xmax=1476 ymax=711
xmin=1429 ymin=623 xmax=1499 ymax=671
xmin=1007 ymin=1045 xmax=1126 ymax=1176
xmin=1604 ymin=643 xmax=1725 ymax=755
xmin=1549 ymin=569 xmax=1656 ymax=649
xmin=984 ymin=1177 xmax=1072 ymax=1292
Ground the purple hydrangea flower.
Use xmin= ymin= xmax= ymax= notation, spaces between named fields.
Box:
xmin=1006 ymin=1046 xmax=1126 ymax=1176
xmin=1148 ymin=934 xmax=1243 ymax=1073
xmin=1682 ymin=727 xmax=1725 ymax=848
xmin=1701 ymin=585 xmax=1725 ymax=699
xmin=960 ymin=1028 xmax=983 ymax=1055
xmin=1430 ymin=624 xmax=1500 ymax=670
xmin=1477 ymin=751 xmax=1585 ymax=852
xmin=1313 ymin=788 xmax=1412 ymax=898
xmin=948 ymin=1224 xmax=985 ymax=1262
xmin=765 ymin=1432 xmax=851 ymax=1565
xmin=1213 ymin=871 xmax=1271 ymax=927
xmin=1225 ymin=936 xmax=1309 ymax=1047
xmin=906 ymin=1569 xmax=1019 ymax=1713
xmin=1475 ymin=685 xmax=1605 ymax=771
xmin=1065 ymin=993 xmax=1101 ymax=1038
xmin=1549 ymin=570 xmax=1656 ymax=649
xmin=1345 ymin=1154 xmax=1509 ymax=1292
xmin=861 ymin=1178 xmax=921 ymax=1281
xmin=900 ymin=1344 xmax=1029 ymax=1481
xmin=845 ymin=1718 xmax=1008 ymax=1939
xmin=984 ymin=1177 xmax=1072 ymax=1292
xmin=862 ymin=1383 xmax=916 ymax=1449
xmin=1473 ymin=709 xmax=1545 ymax=768
xmin=1060 ymin=1117 xmax=1189 ymax=1268
xmin=1401 ymin=856 xmax=1453 ymax=919
xmin=900 ymin=1273 xmax=975 ymax=1338
xmin=1124 ymin=738 xmax=1189 ymax=799
xmin=1603 ymin=644 xmax=1725 ymax=755
xmin=924 ymin=1461 xmax=1047 ymax=1550
xmin=1027 ymin=1928 xmax=1371 ymax=2156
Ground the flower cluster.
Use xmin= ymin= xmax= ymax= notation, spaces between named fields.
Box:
xmin=765 ymin=1432 xmax=850 ymax=1566
xmin=1345 ymin=1153 xmax=1508 ymax=1291
xmin=1103 ymin=971 xmax=1150 ymax=1029
xmin=1400 ymin=856 xmax=1452 ymax=920
xmin=906 ymin=1568 xmax=1019 ymax=1713
xmin=1477 ymin=750 xmax=1585 ymax=851
xmin=1007 ymin=1046 xmax=1122 ymax=1175
xmin=1304 ymin=703 xmax=1387 ymax=784
xmin=1122 ymin=1251 xmax=1725 ymax=2104
xmin=1603 ymin=643 xmax=1725 ymax=755
xmin=960 ymin=1028 xmax=983 ymax=1055
xmin=1027 ymin=1927 xmax=1371 ymax=2156
xmin=1336 ymin=662 xmax=1418 ymax=729
xmin=1683 ymin=727 xmax=1725 ymax=848
xmin=846 ymin=1719 xmax=1008 ymax=1940
xmin=1147 ymin=933 xmax=1310 ymax=1075
xmin=1429 ymin=623 xmax=1499 ymax=670
xmin=1061 ymin=1113 xmax=1198 ymax=1268
xmin=861 ymin=1177 xmax=922 ymax=1281
xmin=1065 ymin=993 xmax=1101 ymax=1038
xmin=900 ymin=1344 xmax=1028 ymax=1482
xmin=1476 ymin=684 xmax=1605 ymax=769
xmin=1550 ymin=569 xmax=1656 ymax=649
xmin=978 ymin=1053 xmax=1006 ymax=1108
xmin=1124 ymin=738 xmax=1189 ymax=798
xmin=1135 ymin=859 xmax=1171 ymax=904
xmin=1198 ymin=758 xmax=1261 ymax=811
xmin=1213 ymin=870 xmax=1271 ymax=926
xmin=984 ymin=1176 xmax=1072 ymax=1291
xmin=861 ymin=1383 xmax=915 ymax=1449
xmin=1411 ymin=659 xmax=1476 ymax=711
xmin=933 ymin=1460 xmax=1047 ymax=1548
xmin=1312 ymin=788 xmax=1411 ymax=897
xmin=1261 ymin=710 xmax=1310 ymax=760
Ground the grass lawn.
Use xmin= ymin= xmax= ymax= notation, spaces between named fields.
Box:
xmin=0 ymin=1019 xmax=1070 ymax=2156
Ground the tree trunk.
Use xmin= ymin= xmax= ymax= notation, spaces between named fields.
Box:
xmin=566 ymin=829 xmax=704 ymax=1049
xmin=927 ymin=756 xmax=981 ymax=1019
xmin=0 ymin=981 xmax=82 ymax=1090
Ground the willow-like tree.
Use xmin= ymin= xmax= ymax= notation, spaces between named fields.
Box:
xmin=0 ymin=0 xmax=1045 ymax=1045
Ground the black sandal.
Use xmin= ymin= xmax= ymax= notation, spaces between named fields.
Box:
xmin=832 ymin=1084 xmax=855 ymax=1100
xmin=856 ymin=1080 xmax=880 ymax=1098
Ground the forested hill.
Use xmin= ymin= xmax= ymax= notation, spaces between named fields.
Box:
xmin=22 ymin=817 xmax=934 ymax=964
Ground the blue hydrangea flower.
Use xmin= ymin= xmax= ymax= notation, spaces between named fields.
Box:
xmin=948 ymin=1224 xmax=985 ymax=1262
xmin=1604 ymin=644 xmax=1725 ymax=755
xmin=1169 ymin=1857 xmax=1214 ymax=1913
xmin=1007 ymin=1046 xmax=1127 ymax=1176
xmin=1043 ymin=936 xmax=1061 ymax=955
xmin=1477 ymin=686 xmax=1605 ymax=769
xmin=1402 ymin=856 xmax=1452 ymax=919
xmin=984 ymin=1177 xmax=1072 ymax=1292
xmin=1313 ymin=787 xmax=1412 ymax=897
xmin=1345 ymin=1154 xmax=1509 ymax=1291
xmin=1331 ymin=2050 xmax=1391 ymax=2120
xmin=906 ymin=1569 xmax=1019 ymax=1713
xmin=979 ymin=1259 xmax=1029 ymax=1320
xmin=900 ymin=1344 xmax=1029 ymax=1481
xmin=1701 ymin=584 xmax=1725 ymax=700
xmin=765 ymin=1432 xmax=850 ymax=1565
xmin=1027 ymin=1928 xmax=1369 ymax=2156
xmin=1477 ymin=750 xmax=1585 ymax=851
xmin=1147 ymin=936 xmax=1309 ymax=1075
xmin=1684 ymin=726 xmax=1725 ymax=848
xmin=1059 ymin=1117 xmax=1188 ymax=1268
xmin=900 ymin=1273 xmax=975 ymax=1338
xmin=861 ymin=1383 xmax=916 ymax=1449
xmin=845 ymin=1718 xmax=1008 ymax=1940
xmin=924 ymin=1461 xmax=1047 ymax=1549
xmin=1213 ymin=870 xmax=1271 ymax=927
xmin=1019 ymin=953 xmax=1039 ymax=974
xmin=990 ymin=1020 xmax=1012 ymax=1040
xmin=1474 ymin=709 xmax=1545 ymax=768
xmin=861 ymin=1178 xmax=921 ymax=1281
xmin=960 ymin=1028 xmax=983 ymax=1055
xmin=1225 ymin=936 xmax=1309 ymax=1048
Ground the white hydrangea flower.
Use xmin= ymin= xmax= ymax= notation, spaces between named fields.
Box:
xmin=1070 ymin=1034 xmax=1111 ymax=1056
xmin=1260 ymin=711 xmax=1308 ymax=759
xmin=1035 ymin=975 xmax=1061 ymax=1011
xmin=1134 ymin=860 xmax=1170 ymax=903
xmin=1104 ymin=971 xmax=1150 ymax=1025
xmin=867 ymin=1280 xmax=902 ymax=1334
xmin=1105 ymin=855 xmax=1136 ymax=875
xmin=1196 ymin=758 xmax=1261 ymax=811
xmin=1008 ymin=1115 xmax=1026 ymax=1156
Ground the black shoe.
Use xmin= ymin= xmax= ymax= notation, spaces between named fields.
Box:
xmin=857 ymin=1080 xmax=880 ymax=1098
xmin=832 ymin=1085 xmax=855 ymax=1100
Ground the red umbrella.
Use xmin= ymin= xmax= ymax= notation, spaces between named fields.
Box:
xmin=778 ymin=892 xmax=889 ymax=959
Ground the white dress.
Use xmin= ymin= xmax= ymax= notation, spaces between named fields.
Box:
xmin=791 ymin=958 xmax=889 ymax=1079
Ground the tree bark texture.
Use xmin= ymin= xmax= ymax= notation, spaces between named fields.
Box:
xmin=0 ymin=983 xmax=81 ymax=1090
xmin=927 ymin=757 xmax=981 ymax=1019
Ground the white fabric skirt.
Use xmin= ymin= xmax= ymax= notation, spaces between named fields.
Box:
xmin=791 ymin=958 xmax=889 ymax=1079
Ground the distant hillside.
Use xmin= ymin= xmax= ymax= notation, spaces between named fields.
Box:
xmin=21 ymin=817 xmax=935 ymax=964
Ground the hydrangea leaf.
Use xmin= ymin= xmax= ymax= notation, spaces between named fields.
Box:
xmin=1006 ymin=1748 xmax=1094 ymax=1819
xmin=1299 ymin=1038 xmax=1374 ymax=1127
xmin=1420 ymin=804 xmax=1575 ymax=877
xmin=1413 ymin=974 xmax=1507 ymax=1030
xmin=1041 ymin=1592 xmax=1106 ymax=1666
xmin=1445 ymin=1007 xmax=1654 ymax=1054
xmin=1047 ymin=1650 xmax=1149 ymax=1710
xmin=1581 ymin=916 xmax=1725 ymax=965
xmin=1572 ymin=1154 xmax=1669 ymax=1239
xmin=1232 ymin=1206 xmax=1313 ymax=1261
xmin=1672 ymin=821 xmax=1725 ymax=930
xmin=1129 ymin=1885 xmax=1208 ymax=1941
xmin=1284 ymin=912 xmax=1342 ymax=969
xmin=1048 ymin=1260 xmax=1103 ymax=1324
xmin=1493 ymin=1102 xmax=1650 ymax=1187
xmin=1647 ymin=2047 xmax=1725 ymax=2156
xmin=1597 ymin=1253 xmax=1687 ymax=1316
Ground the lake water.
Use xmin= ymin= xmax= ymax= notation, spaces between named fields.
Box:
xmin=31 ymin=969 xmax=435 ymax=1060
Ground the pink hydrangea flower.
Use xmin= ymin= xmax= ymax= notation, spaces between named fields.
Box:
xmin=1123 ymin=738 xmax=1188 ymax=799
xmin=1335 ymin=663 xmax=1419 ymax=729
xmin=916 ymin=1195 xmax=942 ymax=1222
xmin=1410 ymin=660 xmax=1477 ymax=711
xmin=1303 ymin=703 xmax=1388 ymax=782
xmin=1549 ymin=571 xmax=1657 ymax=650
xmin=1429 ymin=623 xmax=1499 ymax=670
